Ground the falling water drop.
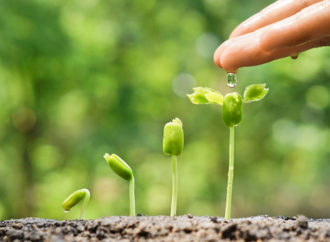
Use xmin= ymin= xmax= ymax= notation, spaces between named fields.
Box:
xmin=227 ymin=73 xmax=238 ymax=88
xmin=290 ymin=53 xmax=299 ymax=60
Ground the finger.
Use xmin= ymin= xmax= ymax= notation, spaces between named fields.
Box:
xmin=229 ymin=0 xmax=323 ymax=39
xmin=267 ymin=36 xmax=330 ymax=60
xmin=216 ymin=1 xmax=330 ymax=72
xmin=213 ymin=40 xmax=229 ymax=68
xmin=260 ymin=1 xmax=330 ymax=51
xmin=220 ymin=35 xmax=330 ymax=73
xmin=214 ymin=0 xmax=325 ymax=68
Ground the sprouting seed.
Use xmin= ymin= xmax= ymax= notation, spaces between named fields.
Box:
xmin=104 ymin=153 xmax=136 ymax=216
xmin=62 ymin=188 xmax=90 ymax=219
xmin=163 ymin=118 xmax=184 ymax=216
xmin=222 ymin=92 xmax=242 ymax=127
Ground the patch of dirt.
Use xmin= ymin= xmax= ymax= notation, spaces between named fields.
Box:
xmin=0 ymin=215 xmax=329 ymax=241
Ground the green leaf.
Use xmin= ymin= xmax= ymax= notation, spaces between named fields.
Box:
xmin=187 ymin=87 xmax=223 ymax=105
xmin=243 ymin=83 xmax=269 ymax=103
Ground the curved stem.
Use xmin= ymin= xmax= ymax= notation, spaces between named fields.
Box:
xmin=129 ymin=177 xmax=136 ymax=216
xmin=225 ymin=126 xmax=235 ymax=220
xmin=80 ymin=189 xmax=90 ymax=220
xmin=171 ymin=155 xmax=178 ymax=216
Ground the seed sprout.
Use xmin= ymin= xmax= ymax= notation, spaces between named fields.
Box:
xmin=62 ymin=188 xmax=90 ymax=219
xmin=188 ymin=84 xmax=269 ymax=219
xmin=104 ymin=153 xmax=136 ymax=216
xmin=163 ymin=118 xmax=184 ymax=216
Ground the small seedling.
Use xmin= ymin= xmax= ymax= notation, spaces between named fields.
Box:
xmin=62 ymin=188 xmax=90 ymax=219
xmin=188 ymin=84 xmax=269 ymax=219
xmin=104 ymin=153 xmax=136 ymax=216
xmin=163 ymin=118 xmax=184 ymax=216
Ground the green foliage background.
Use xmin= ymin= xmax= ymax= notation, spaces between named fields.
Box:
xmin=0 ymin=0 xmax=329 ymax=219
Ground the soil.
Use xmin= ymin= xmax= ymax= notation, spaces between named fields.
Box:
xmin=0 ymin=215 xmax=329 ymax=241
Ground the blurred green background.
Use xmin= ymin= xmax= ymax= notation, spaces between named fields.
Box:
xmin=0 ymin=0 xmax=329 ymax=220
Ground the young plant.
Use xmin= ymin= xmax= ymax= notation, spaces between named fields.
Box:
xmin=188 ymin=84 xmax=269 ymax=219
xmin=163 ymin=118 xmax=184 ymax=216
xmin=62 ymin=188 xmax=90 ymax=219
xmin=104 ymin=153 xmax=136 ymax=216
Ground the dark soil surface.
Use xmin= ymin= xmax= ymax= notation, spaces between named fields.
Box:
xmin=0 ymin=215 xmax=329 ymax=241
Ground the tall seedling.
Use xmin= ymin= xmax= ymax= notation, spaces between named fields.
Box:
xmin=188 ymin=84 xmax=269 ymax=219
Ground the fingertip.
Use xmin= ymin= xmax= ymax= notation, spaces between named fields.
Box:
xmin=213 ymin=47 xmax=222 ymax=68
xmin=216 ymin=38 xmax=243 ymax=73
xmin=219 ymin=53 xmax=238 ymax=74
xmin=213 ymin=40 xmax=230 ymax=68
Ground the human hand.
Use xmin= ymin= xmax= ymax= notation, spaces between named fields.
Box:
xmin=214 ymin=0 xmax=330 ymax=73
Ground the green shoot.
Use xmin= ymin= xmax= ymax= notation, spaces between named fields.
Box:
xmin=163 ymin=118 xmax=184 ymax=216
xmin=62 ymin=188 xmax=90 ymax=219
xmin=104 ymin=153 xmax=136 ymax=216
xmin=188 ymin=84 xmax=269 ymax=219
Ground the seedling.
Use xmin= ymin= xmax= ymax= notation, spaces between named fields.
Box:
xmin=188 ymin=84 xmax=269 ymax=219
xmin=163 ymin=118 xmax=184 ymax=216
xmin=62 ymin=188 xmax=90 ymax=219
xmin=104 ymin=153 xmax=136 ymax=216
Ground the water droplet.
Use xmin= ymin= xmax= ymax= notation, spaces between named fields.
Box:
xmin=227 ymin=73 xmax=238 ymax=88
xmin=291 ymin=53 xmax=299 ymax=60
xmin=64 ymin=210 xmax=70 ymax=213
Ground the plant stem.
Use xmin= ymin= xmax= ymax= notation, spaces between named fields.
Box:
xmin=80 ymin=189 xmax=90 ymax=220
xmin=171 ymin=155 xmax=178 ymax=216
xmin=225 ymin=126 xmax=235 ymax=220
xmin=129 ymin=177 xmax=136 ymax=216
